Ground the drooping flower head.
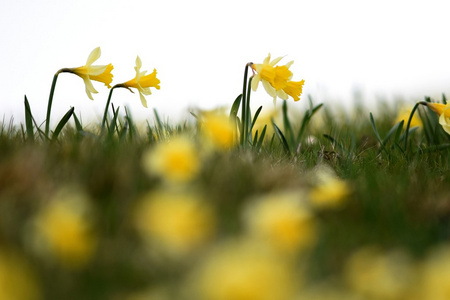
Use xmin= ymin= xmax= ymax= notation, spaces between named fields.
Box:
xmin=66 ymin=47 xmax=114 ymax=100
xmin=422 ymin=102 xmax=450 ymax=135
xmin=120 ymin=56 xmax=160 ymax=108
xmin=251 ymin=53 xmax=305 ymax=103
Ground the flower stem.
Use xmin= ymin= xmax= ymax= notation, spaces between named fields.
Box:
xmin=101 ymin=84 xmax=128 ymax=133
xmin=403 ymin=101 xmax=423 ymax=151
xmin=45 ymin=68 xmax=71 ymax=137
xmin=240 ymin=63 xmax=252 ymax=146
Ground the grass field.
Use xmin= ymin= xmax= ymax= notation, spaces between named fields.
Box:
xmin=1 ymin=50 xmax=450 ymax=299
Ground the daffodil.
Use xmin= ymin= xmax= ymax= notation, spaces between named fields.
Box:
xmin=395 ymin=105 xmax=423 ymax=129
xmin=141 ymin=135 xmax=201 ymax=183
xmin=188 ymin=240 xmax=296 ymax=300
xmin=134 ymin=189 xmax=215 ymax=257
xmin=251 ymin=53 xmax=305 ymax=103
xmin=243 ymin=191 xmax=317 ymax=254
xmin=200 ymin=110 xmax=237 ymax=150
xmin=65 ymin=47 xmax=114 ymax=100
xmin=117 ymin=56 xmax=160 ymax=108
xmin=423 ymin=102 xmax=450 ymax=134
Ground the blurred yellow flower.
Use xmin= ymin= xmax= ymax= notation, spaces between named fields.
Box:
xmin=252 ymin=107 xmax=281 ymax=139
xmin=243 ymin=191 xmax=317 ymax=254
xmin=141 ymin=135 xmax=201 ymax=183
xmin=309 ymin=164 xmax=350 ymax=209
xmin=345 ymin=247 xmax=416 ymax=300
xmin=251 ymin=53 xmax=304 ymax=103
xmin=415 ymin=245 xmax=450 ymax=300
xmin=30 ymin=188 xmax=96 ymax=269
xmin=0 ymin=250 xmax=41 ymax=300
xmin=66 ymin=47 xmax=113 ymax=100
xmin=134 ymin=190 xmax=215 ymax=257
xmin=394 ymin=105 xmax=422 ymax=129
xmin=188 ymin=240 xmax=296 ymax=300
xmin=121 ymin=56 xmax=160 ymax=108
xmin=200 ymin=111 xmax=236 ymax=150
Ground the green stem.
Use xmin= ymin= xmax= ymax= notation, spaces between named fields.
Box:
xmin=403 ymin=101 xmax=423 ymax=151
xmin=240 ymin=63 xmax=252 ymax=146
xmin=45 ymin=68 xmax=72 ymax=137
xmin=101 ymin=84 xmax=129 ymax=133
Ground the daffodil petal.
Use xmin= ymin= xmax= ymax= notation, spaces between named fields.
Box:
xmin=269 ymin=56 xmax=284 ymax=66
xmin=86 ymin=47 xmax=101 ymax=66
xmin=251 ymin=75 xmax=261 ymax=91
xmin=262 ymin=80 xmax=276 ymax=98
xmin=88 ymin=65 xmax=108 ymax=76
xmin=139 ymin=92 xmax=148 ymax=108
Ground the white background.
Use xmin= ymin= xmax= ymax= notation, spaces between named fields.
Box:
xmin=1 ymin=0 xmax=450 ymax=126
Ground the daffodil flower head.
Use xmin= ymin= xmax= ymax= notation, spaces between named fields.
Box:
xmin=395 ymin=105 xmax=423 ymax=129
xmin=122 ymin=56 xmax=160 ymax=108
xmin=251 ymin=53 xmax=304 ymax=103
xmin=423 ymin=102 xmax=450 ymax=135
xmin=67 ymin=47 xmax=114 ymax=100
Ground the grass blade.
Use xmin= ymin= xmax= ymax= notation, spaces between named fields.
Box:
xmin=52 ymin=107 xmax=74 ymax=141
xmin=24 ymin=95 xmax=34 ymax=140
xmin=272 ymin=121 xmax=290 ymax=155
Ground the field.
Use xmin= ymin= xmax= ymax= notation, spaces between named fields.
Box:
xmin=1 ymin=50 xmax=450 ymax=300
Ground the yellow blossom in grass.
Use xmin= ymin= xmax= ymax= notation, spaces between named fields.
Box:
xmin=243 ymin=191 xmax=317 ymax=254
xmin=422 ymin=102 xmax=450 ymax=134
xmin=415 ymin=245 xmax=450 ymax=300
xmin=309 ymin=164 xmax=351 ymax=209
xmin=0 ymin=250 xmax=41 ymax=300
xmin=395 ymin=105 xmax=422 ymax=129
xmin=345 ymin=247 xmax=416 ymax=300
xmin=251 ymin=53 xmax=305 ymax=103
xmin=121 ymin=56 xmax=160 ymax=108
xmin=29 ymin=188 xmax=96 ymax=269
xmin=141 ymin=135 xmax=201 ymax=183
xmin=188 ymin=240 xmax=296 ymax=300
xmin=200 ymin=111 xmax=236 ymax=150
xmin=66 ymin=47 xmax=113 ymax=100
xmin=134 ymin=190 xmax=215 ymax=257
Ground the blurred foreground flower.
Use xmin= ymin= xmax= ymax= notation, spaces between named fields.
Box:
xmin=415 ymin=245 xmax=450 ymax=300
xmin=345 ymin=247 xmax=416 ymax=300
xmin=116 ymin=56 xmax=160 ymax=108
xmin=200 ymin=110 xmax=236 ymax=150
xmin=64 ymin=47 xmax=113 ymax=100
xmin=141 ymin=135 xmax=201 ymax=184
xmin=243 ymin=191 xmax=317 ymax=254
xmin=309 ymin=164 xmax=350 ymax=209
xmin=395 ymin=105 xmax=422 ymax=129
xmin=29 ymin=188 xmax=97 ymax=269
xmin=0 ymin=250 xmax=41 ymax=300
xmin=422 ymin=102 xmax=450 ymax=134
xmin=134 ymin=189 xmax=215 ymax=257
xmin=251 ymin=53 xmax=304 ymax=103
xmin=187 ymin=240 xmax=296 ymax=300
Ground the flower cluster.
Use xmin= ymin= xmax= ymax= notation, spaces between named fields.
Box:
xmin=251 ymin=53 xmax=305 ymax=103
xmin=64 ymin=47 xmax=160 ymax=107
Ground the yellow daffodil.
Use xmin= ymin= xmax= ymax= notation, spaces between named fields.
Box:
xmin=187 ymin=240 xmax=296 ymax=300
xmin=345 ymin=247 xmax=416 ymax=300
xmin=395 ymin=105 xmax=423 ymax=129
xmin=422 ymin=102 xmax=450 ymax=135
xmin=0 ymin=250 xmax=41 ymax=300
xmin=251 ymin=53 xmax=305 ymax=103
xmin=119 ymin=56 xmax=160 ymax=108
xmin=243 ymin=191 xmax=317 ymax=254
xmin=29 ymin=187 xmax=97 ymax=269
xmin=200 ymin=110 xmax=237 ymax=150
xmin=66 ymin=47 xmax=113 ymax=100
xmin=141 ymin=135 xmax=200 ymax=184
xmin=134 ymin=189 xmax=215 ymax=257
xmin=309 ymin=164 xmax=351 ymax=209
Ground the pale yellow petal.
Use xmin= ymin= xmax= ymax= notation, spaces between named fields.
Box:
xmin=86 ymin=47 xmax=101 ymax=67
xmin=439 ymin=107 xmax=450 ymax=134
xmin=135 ymin=56 xmax=142 ymax=73
xmin=277 ymin=90 xmax=289 ymax=100
xmin=87 ymin=65 xmax=107 ymax=76
xmin=139 ymin=92 xmax=148 ymax=108
xmin=262 ymin=80 xmax=276 ymax=98
xmin=251 ymin=74 xmax=261 ymax=91
xmin=263 ymin=53 xmax=271 ymax=64
xmin=83 ymin=77 xmax=97 ymax=100
xmin=269 ymin=56 xmax=284 ymax=66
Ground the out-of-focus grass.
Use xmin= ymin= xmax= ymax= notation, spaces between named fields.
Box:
xmin=1 ymin=96 xmax=450 ymax=300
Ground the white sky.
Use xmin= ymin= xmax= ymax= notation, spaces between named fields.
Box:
xmin=1 ymin=0 xmax=450 ymax=126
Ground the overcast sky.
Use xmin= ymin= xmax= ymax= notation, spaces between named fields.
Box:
xmin=1 ymin=0 xmax=450 ymax=125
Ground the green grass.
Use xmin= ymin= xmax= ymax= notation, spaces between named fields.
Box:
xmin=1 ymin=95 xmax=450 ymax=299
